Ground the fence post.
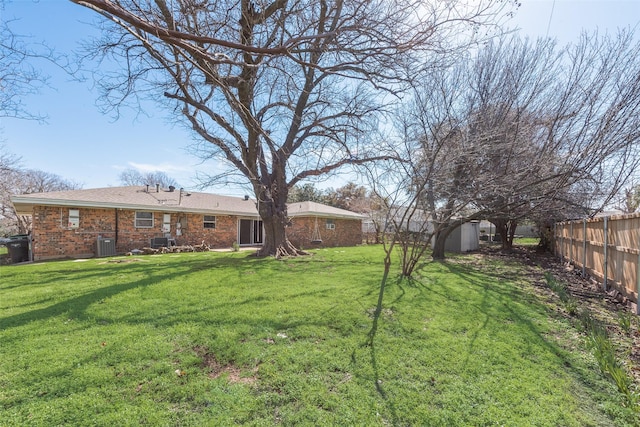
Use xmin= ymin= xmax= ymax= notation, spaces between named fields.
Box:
xmin=582 ymin=218 xmax=587 ymax=277
xmin=637 ymin=248 xmax=640 ymax=315
xmin=603 ymin=216 xmax=608 ymax=292
xmin=636 ymin=247 xmax=640 ymax=315
xmin=570 ymin=221 xmax=574 ymax=264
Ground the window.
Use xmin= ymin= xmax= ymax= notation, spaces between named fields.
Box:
xmin=135 ymin=211 xmax=154 ymax=228
xmin=68 ymin=209 xmax=80 ymax=229
xmin=326 ymin=219 xmax=335 ymax=230
xmin=203 ymin=215 xmax=216 ymax=229
xmin=162 ymin=213 xmax=171 ymax=234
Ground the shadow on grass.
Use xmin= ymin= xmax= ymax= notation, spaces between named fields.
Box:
xmin=433 ymin=259 xmax=599 ymax=398
xmin=0 ymin=254 xmax=276 ymax=332
xmin=354 ymin=253 xmax=613 ymax=426
xmin=353 ymin=259 xmax=402 ymax=427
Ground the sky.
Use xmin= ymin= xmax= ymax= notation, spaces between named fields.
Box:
xmin=1 ymin=0 xmax=639 ymax=195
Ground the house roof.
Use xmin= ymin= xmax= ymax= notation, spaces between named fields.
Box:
xmin=287 ymin=201 xmax=366 ymax=219
xmin=11 ymin=186 xmax=364 ymax=219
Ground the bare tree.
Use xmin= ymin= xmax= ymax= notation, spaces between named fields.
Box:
xmin=473 ymin=31 xmax=640 ymax=250
xmin=0 ymin=9 xmax=45 ymax=121
xmin=0 ymin=0 xmax=74 ymax=122
xmin=400 ymin=32 xmax=640 ymax=258
xmin=362 ymin=129 xmax=457 ymax=278
xmin=70 ymin=0 xmax=512 ymax=257
xmin=614 ymin=184 xmax=640 ymax=214
xmin=1 ymin=166 xmax=82 ymax=234
xmin=384 ymin=56 xmax=489 ymax=265
xmin=119 ymin=169 xmax=180 ymax=188
xmin=0 ymin=143 xmax=22 ymax=235
xmin=0 ymin=143 xmax=21 ymax=174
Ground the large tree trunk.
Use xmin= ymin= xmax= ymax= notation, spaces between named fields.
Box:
xmin=431 ymin=230 xmax=447 ymax=260
xmin=431 ymin=223 xmax=458 ymax=260
xmin=255 ymin=175 xmax=308 ymax=258
xmin=491 ymin=218 xmax=517 ymax=250
xmin=258 ymin=206 xmax=306 ymax=258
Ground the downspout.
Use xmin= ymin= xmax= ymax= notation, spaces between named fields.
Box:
xmin=115 ymin=209 xmax=119 ymax=246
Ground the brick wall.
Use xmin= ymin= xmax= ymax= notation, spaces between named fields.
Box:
xmin=29 ymin=206 xmax=362 ymax=260
xmin=30 ymin=206 xmax=243 ymax=260
xmin=174 ymin=213 xmax=238 ymax=248
xmin=112 ymin=211 xmax=238 ymax=250
xmin=31 ymin=206 xmax=116 ymax=260
xmin=287 ymin=217 xmax=362 ymax=249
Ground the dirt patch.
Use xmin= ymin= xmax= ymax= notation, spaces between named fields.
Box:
xmin=193 ymin=345 xmax=258 ymax=385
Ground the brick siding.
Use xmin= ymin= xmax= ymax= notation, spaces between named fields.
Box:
xmin=30 ymin=206 xmax=245 ymax=260
xmin=29 ymin=206 xmax=362 ymax=260
xmin=287 ymin=217 xmax=362 ymax=249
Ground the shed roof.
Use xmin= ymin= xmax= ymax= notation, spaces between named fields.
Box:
xmin=11 ymin=186 xmax=364 ymax=219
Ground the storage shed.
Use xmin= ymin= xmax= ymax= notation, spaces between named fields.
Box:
xmin=444 ymin=221 xmax=480 ymax=253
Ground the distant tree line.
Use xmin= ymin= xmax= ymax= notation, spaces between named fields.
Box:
xmin=288 ymin=182 xmax=371 ymax=213
xmin=118 ymin=169 xmax=180 ymax=189
xmin=0 ymin=144 xmax=81 ymax=235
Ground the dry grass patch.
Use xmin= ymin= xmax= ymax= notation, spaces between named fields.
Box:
xmin=193 ymin=345 xmax=259 ymax=385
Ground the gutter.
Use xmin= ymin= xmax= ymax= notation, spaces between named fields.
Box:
xmin=11 ymin=196 xmax=365 ymax=220
xmin=10 ymin=197 xmax=261 ymax=217
xmin=288 ymin=211 xmax=366 ymax=220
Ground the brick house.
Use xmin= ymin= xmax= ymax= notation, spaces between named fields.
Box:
xmin=10 ymin=186 xmax=364 ymax=260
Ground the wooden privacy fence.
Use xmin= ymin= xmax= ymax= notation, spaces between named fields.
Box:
xmin=554 ymin=213 xmax=640 ymax=311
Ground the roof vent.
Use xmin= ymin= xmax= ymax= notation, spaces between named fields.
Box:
xmin=244 ymin=195 xmax=249 ymax=201
xmin=169 ymin=185 xmax=175 ymax=192
xmin=156 ymin=183 xmax=160 ymax=193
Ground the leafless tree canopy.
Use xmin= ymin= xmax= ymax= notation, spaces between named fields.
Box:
xmin=0 ymin=145 xmax=82 ymax=235
xmin=71 ymin=0 xmax=512 ymax=256
xmin=467 ymin=32 xmax=640 ymax=247
xmin=119 ymin=169 xmax=180 ymax=188
xmin=373 ymin=31 xmax=640 ymax=265
xmin=0 ymin=3 xmax=47 ymax=121
xmin=614 ymin=184 xmax=640 ymax=214
xmin=0 ymin=0 xmax=75 ymax=122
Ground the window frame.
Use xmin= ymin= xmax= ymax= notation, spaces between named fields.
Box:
xmin=68 ymin=209 xmax=80 ymax=229
xmin=135 ymin=211 xmax=154 ymax=228
xmin=325 ymin=218 xmax=336 ymax=230
xmin=203 ymin=215 xmax=217 ymax=229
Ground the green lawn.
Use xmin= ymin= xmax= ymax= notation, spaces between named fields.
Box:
xmin=0 ymin=246 xmax=635 ymax=426
xmin=513 ymin=236 xmax=540 ymax=246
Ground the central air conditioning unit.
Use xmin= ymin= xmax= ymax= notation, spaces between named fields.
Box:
xmin=96 ymin=237 xmax=116 ymax=257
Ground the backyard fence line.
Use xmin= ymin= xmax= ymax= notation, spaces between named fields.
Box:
xmin=554 ymin=212 xmax=640 ymax=313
